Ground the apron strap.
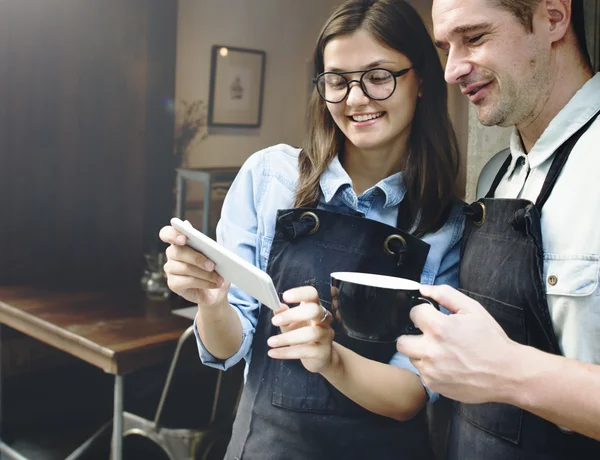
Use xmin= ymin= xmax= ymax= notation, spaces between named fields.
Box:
xmin=485 ymin=109 xmax=600 ymax=201
xmin=395 ymin=196 xmax=413 ymax=232
xmin=485 ymin=154 xmax=512 ymax=198
xmin=535 ymin=110 xmax=600 ymax=211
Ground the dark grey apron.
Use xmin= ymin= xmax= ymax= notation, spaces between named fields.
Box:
xmin=225 ymin=207 xmax=435 ymax=460
xmin=448 ymin=111 xmax=600 ymax=460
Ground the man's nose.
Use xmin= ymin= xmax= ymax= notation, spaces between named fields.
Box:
xmin=444 ymin=49 xmax=472 ymax=85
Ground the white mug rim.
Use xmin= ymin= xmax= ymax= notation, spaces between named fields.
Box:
xmin=331 ymin=272 xmax=421 ymax=291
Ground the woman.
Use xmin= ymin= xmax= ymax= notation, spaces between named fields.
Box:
xmin=160 ymin=0 xmax=463 ymax=458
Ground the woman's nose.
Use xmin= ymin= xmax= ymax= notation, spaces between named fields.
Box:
xmin=346 ymin=81 xmax=370 ymax=106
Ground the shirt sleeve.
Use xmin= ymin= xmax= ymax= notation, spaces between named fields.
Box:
xmin=387 ymin=353 xmax=439 ymax=403
xmin=433 ymin=203 xmax=465 ymax=288
xmin=192 ymin=152 xmax=264 ymax=370
xmin=388 ymin=205 xmax=464 ymax=403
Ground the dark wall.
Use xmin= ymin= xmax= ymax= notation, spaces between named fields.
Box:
xmin=0 ymin=0 xmax=178 ymax=287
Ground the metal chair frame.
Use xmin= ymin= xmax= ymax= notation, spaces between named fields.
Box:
xmin=122 ymin=325 xmax=242 ymax=460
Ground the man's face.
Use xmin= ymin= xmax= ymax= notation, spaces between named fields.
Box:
xmin=432 ymin=0 xmax=552 ymax=127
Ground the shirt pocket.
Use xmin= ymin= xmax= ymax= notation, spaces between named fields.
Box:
xmin=543 ymin=253 xmax=600 ymax=297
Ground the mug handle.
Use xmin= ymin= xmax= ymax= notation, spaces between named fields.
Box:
xmin=404 ymin=296 xmax=440 ymax=335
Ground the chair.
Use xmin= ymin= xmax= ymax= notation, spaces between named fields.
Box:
xmin=122 ymin=326 xmax=244 ymax=460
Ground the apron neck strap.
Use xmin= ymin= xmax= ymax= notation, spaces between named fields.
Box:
xmin=535 ymin=110 xmax=600 ymax=210
xmin=485 ymin=154 xmax=511 ymax=199
xmin=395 ymin=196 xmax=413 ymax=233
xmin=485 ymin=109 xmax=600 ymax=205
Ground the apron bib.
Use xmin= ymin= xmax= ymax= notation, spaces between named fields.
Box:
xmin=226 ymin=208 xmax=435 ymax=460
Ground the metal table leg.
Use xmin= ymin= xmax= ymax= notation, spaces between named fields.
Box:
xmin=112 ymin=375 xmax=124 ymax=460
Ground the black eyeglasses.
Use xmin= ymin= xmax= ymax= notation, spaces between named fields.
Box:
xmin=313 ymin=67 xmax=413 ymax=103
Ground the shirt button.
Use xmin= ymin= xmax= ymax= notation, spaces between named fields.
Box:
xmin=548 ymin=275 xmax=558 ymax=286
xmin=372 ymin=189 xmax=381 ymax=196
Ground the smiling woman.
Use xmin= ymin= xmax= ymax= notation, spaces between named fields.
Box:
xmin=159 ymin=1 xmax=465 ymax=459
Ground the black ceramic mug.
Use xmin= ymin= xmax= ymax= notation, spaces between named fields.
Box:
xmin=330 ymin=272 xmax=439 ymax=342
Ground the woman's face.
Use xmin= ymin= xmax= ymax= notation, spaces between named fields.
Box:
xmin=323 ymin=29 xmax=421 ymax=154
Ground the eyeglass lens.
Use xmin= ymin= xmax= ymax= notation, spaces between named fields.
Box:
xmin=317 ymin=69 xmax=396 ymax=103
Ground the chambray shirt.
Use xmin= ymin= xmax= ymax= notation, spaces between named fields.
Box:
xmin=477 ymin=73 xmax=600 ymax=366
xmin=194 ymin=144 xmax=465 ymax=401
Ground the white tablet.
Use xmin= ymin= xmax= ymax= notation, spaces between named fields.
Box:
xmin=170 ymin=218 xmax=281 ymax=312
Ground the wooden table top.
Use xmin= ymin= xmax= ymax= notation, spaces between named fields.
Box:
xmin=0 ymin=286 xmax=193 ymax=375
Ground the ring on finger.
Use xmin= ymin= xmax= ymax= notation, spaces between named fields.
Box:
xmin=319 ymin=306 xmax=331 ymax=323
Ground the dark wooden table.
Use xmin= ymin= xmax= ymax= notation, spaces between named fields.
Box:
xmin=0 ymin=286 xmax=193 ymax=460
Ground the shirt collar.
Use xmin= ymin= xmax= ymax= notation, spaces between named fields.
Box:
xmin=320 ymin=155 xmax=406 ymax=207
xmin=508 ymin=72 xmax=600 ymax=171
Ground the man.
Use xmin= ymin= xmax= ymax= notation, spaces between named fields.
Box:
xmin=396 ymin=0 xmax=600 ymax=458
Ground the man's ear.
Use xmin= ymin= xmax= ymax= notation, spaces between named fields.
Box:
xmin=545 ymin=0 xmax=571 ymax=43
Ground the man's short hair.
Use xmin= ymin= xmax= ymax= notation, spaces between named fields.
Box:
xmin=491 ymin=0 xmax=591 ymax=67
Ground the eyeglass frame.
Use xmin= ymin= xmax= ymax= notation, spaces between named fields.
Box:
xmin=312 ymin=67 xmax=414 ymax=103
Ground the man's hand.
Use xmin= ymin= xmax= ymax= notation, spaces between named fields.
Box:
xmin=396 ymin=285 xmax=521 ymax=404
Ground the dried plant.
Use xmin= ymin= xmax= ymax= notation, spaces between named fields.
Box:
xmin=174 ymin=99 xmax=208 ymax=167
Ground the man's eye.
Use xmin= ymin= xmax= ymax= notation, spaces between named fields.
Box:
xmin=468 ymin=34 xmax=484 ymax=44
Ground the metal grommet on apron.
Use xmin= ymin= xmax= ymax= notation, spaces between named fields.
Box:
xmin=463 ymin=201 xmax=486 ymax=226
xmin=473 ymin=202 xmax=486 ymax=226
xmin=384 ymin=234 xmax=409 ymax=266
xmin=383 ymin=234 xmax=407 ymax=255
xmin=299 ymin=211 xmax=320 ymax=234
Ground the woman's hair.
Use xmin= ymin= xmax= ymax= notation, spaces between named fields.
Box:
xmin=295 ymin=0 xmax=461 ymax=236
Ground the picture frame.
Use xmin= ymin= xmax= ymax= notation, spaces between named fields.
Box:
xmin=207 ymin=45 xmax=266 ymax=128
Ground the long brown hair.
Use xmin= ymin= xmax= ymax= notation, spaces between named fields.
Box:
xmin=295 ymin=0 xmax=461 ymax=236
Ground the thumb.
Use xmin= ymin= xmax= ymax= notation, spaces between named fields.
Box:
xmin=419 ymin=284 xmax=473 ymax=314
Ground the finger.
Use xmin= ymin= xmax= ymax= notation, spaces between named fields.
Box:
xmin=396 ymin=334 xmax=427 ymax=360
xmin=282 ymin=286 xmax=319 ymax=304
xmin=164 ymin=259 xmax=221 ymax=285
xmin=167 ymin=274 xmax=221 ymax=292
xmin=272 ymin=301 xmax=323 ymax=327
xmin=267 ymin=344 xmax=324 ymax=360
xmin=159 ymin=225 xmax=187 ymax=246
xmin=419 ymin=284 xmax=474 ymax=314
xmin=409 ymin=302 xmax=446 ymax=335
xmin=267 ymin=324 xmax=333 ymax=349
xmin=165 ymin=244 xmax=218 ymax=273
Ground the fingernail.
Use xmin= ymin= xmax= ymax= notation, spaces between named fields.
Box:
xmin=267 ymin=337 xmax=278 ymax=347
xmin=204 ymin=260 xmax=215 ymax=270
xmin=272 ymin=315 xmax=282 ymax=326
xmin=176 ymin=235 xmax=186 ymax=244
xmin=217 ymin=275 xmax=224 ymax=285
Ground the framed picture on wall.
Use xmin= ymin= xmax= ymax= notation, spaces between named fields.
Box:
xmin=207 ymin=45 xmax=266 ymax=128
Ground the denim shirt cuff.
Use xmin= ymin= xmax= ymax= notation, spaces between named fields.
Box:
xmin=388 ymin=351 xmax=440 ymax=404
xmin=193 ymin=307 xmax=254 ymax=370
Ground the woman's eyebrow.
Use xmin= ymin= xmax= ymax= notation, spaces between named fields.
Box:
xmin=325 ymin=60 xmax=397 ymax=72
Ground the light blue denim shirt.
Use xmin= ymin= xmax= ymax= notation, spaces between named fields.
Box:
xmin=193 ymin=143 xmax=465 ymax=402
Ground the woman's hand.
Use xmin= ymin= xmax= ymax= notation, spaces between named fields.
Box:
xmin=267 ymin=286 xmax=337 ymax=374
xmin=159 ymin=221 xmax=230 ymax=307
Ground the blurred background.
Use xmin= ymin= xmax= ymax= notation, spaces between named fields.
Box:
xmin=0 ymin=0 xmax=598 ymax=459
